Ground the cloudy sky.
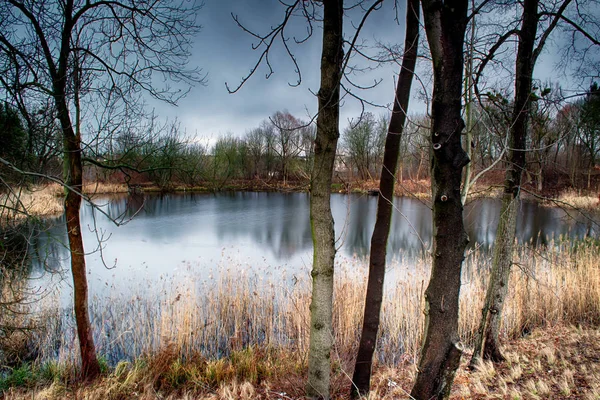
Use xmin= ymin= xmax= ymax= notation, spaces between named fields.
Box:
xmin=151 ymin=0 xmax=415 ymax=142
xmin=150 ymin=0 xmax=581 ymax=144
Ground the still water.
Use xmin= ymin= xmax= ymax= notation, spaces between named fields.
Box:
xmin=31 ymin=192 xmax=594 ymax=296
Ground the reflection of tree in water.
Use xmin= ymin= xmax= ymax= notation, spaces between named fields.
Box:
xmin=27 ymin=193 xmax=598 ymax=274
xmin=342 ymin=196 xmax=375 ymax=258
xmin=214 ymin=192 xmax=312 ymax=260
xmin=386 ymin=197 xmax=433 ymax=258
xmin=29 ymin=217 xmax=69 ymax=274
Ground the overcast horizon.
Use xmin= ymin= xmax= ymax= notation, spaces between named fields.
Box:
xmin=149 ymin=0 xmax=586 ymax=146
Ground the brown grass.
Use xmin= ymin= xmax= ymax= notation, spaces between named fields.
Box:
xmin=555 ymin=189 xmax=600 ymax=210
xmin=4 ymin=325 xmax=600 ymax=399
xmin=2 ymin=239 xmax=598 ymax=398
xmin=0 ymin=184 xmax=63 ymax=219
xmin=0 ymin=182 xmax=133 ymax=219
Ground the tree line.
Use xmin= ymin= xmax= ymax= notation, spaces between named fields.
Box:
xmin=4 ymin=84 xmax=599 ymax=195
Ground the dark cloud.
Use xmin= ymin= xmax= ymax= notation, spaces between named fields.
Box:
xmin=153 ymin=0 xmax=415 ymax=141
xmin=154 ymin=0 xmax=577 ymax=144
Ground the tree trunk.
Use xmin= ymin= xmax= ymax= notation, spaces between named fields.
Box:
xmin=410 ymin=0 xmax=470 ymax=398
xmin=350 ymin=0 xmax=419 ymax=396
xmin=57 ymin=100 xmax=101 ymax=380
xmin=461 ymin=3 xmax=476 ymax=205
xmin=53 ymin=28 xmax=100 ymax=377
xmin=470 ymin=0 xmax=538 ymax=368
xmin=306 ymin=1 xmax=343 ymax=398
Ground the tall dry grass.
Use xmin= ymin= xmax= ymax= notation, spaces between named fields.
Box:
xmin=556 ymin=189 xmax=599 ymax=210
xmin=26 ymin=239 xmax=600 ymax=373
xmin=0 ymin=184 xmax=64 ymax=220
xmin=0 ymin=182 xmax=132 ymax=220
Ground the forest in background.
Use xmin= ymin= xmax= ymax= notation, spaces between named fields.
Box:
xmin=2 ymin=83 xmax=600 ymax=195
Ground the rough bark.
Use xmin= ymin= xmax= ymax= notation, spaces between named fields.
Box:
xmin=350 ymin=0 xmax=419 ymax=396
xmin=410 ymin=0 xmax=470 ymax=398
xmin=306 ymin=1 xmax=343 ymax=398
xmin=470 ymin=0 xmax=538 ymax=368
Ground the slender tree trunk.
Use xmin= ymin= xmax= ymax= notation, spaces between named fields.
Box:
xmin=350 ymin=0 xmax=419 ymax=396
xmin=470 ymin=0 xmax=538 ymax=368
xmin=306 ymin=1 xmax=343 ymax=398
xmin=56 ymin=99 xmax=101 ymax=380
xmin=52 ymin=7 xmax=101 ymax=376
xmin=410 ymin=0 xmax=470 ymax=398
xmin=461 ymin=3 xmax=476 ymax=204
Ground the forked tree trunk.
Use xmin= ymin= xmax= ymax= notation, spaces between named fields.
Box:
xmin=306 ymin=1 xmax=343 ymax=398
xmin=350 ymin=0 xmax=419 ymax=396
xmin=410 ymin=0 xmax=470 ymax=398
xmin=470 ymin=0 xmax=538 ymax=368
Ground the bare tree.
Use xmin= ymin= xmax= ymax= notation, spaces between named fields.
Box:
xmin=270 ymin=110 xmax=304 ymax=184
xmin=0 ymin=0 xmax=203 ymax=380
xmin=306 ymin=2 xmax=344 ymax=396
xmin=470 ymin=0 xmax=600 ymax=367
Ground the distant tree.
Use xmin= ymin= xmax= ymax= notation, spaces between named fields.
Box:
xmin=270 ymin=110 xmax=304 ymax=184
xmin=577 ymin=82 xmax=600 ymax=187
xmin=246 ymin=127 xmax=266 ymax=178
xmin=299 ymin=123 xmax=316 ymax=178
xmin=0 ymin=0 xmax=203 ymax=380
xmin=342 ymin=112 xmax=381 ymax=180
xmin=0 ymin=103 xmax=26 ymax=169
xmin=208 ymin=135 xmax=243 ymax=189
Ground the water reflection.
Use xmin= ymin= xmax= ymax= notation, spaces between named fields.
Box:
xmin=31 ymin=192 xmax=596 ymax=293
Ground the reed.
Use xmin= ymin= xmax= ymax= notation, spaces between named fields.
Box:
xmin=0 ymin=184 xmax=63 ymax=220
xmin=4 ymin=239 xmax=600 ymax=398
xmin=0 ymin=182 xmax=133 ymax=220
xmin=556 ymin=189 xmax=599 ymax=210
xmin=25 ymin=239 xmax=600 ymax=365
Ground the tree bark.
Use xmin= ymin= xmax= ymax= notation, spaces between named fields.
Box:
xmin=470 ymin=0 xmax=538 ymax=368
xmin=306 ymin=1 xmax=343 ymax=399
xmin=410 ymin=0 xmax=470 ymax=398
xmin=350 ymin=0 xmax=419 ymax=396
xmin=53 ymin=0 xmax=100 ymax=380
xmin=55 ymin=93 xmax=101 ymax=380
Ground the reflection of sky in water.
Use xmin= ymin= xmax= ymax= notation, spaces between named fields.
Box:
xmin=30 ymin=192 xmax=596 ymax=298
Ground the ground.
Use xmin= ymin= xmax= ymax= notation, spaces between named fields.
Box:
xmin=3 ymin=325 xmax=600 ymax=399
xmin=369 ymin=325 xmax=600 ymax=400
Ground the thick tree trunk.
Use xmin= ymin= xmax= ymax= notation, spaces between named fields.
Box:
xmin=470 ymin=0 xmax=538 ymax=368
xmin=350 ymin=0 xmax=419 ymax=396
xmin=306 ymin=1 xmax=343 ymax=398
xmin=410 ymin=0 xmax=470 ymax=399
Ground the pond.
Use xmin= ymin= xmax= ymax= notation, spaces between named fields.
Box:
xmin=30 ymin=191 xmax=594 ymax=299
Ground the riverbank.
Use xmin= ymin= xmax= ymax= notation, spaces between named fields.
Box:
xmin=1 ymin=240 xmax=599 ymax=398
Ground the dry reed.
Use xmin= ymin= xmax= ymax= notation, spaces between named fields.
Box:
xmin=556 ymin=189 xmax=599 ymax=210
xmin=4 ymin=239 xmax=600 ymax=398
xmin=26 ymin=239 xmax=600 ymax=370
xmin=0 ymin=184 xmax=63 ymax=220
